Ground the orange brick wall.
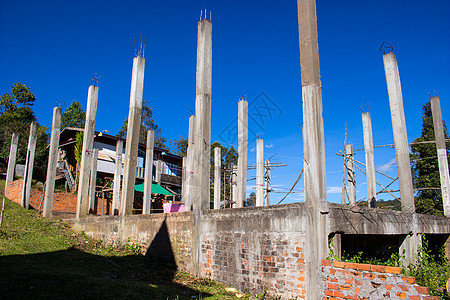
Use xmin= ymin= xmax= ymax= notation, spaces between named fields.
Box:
xmin=321 ymin=259 xmax=439 ymax=300
xmin=5 ymin=179 xmax=112 ymax=215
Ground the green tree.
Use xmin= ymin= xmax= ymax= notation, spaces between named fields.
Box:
xmin=411 ymin=100 xmax=450 ymax=216
xmin=61 ymin=100 xmax=85 ymax=129
xmin=245 ymin=192 xmax=256 ymax=207
xmin=117 ymin=100 xmax=166 ymax=148
xmin=0 ymin=83 xmax=49 ymax=180
xmin=170 ymin=136 xmax=188 ymax=157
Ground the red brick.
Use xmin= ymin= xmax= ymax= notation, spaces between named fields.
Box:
xmin=355 ymin=287 xmax=360 ymax=294
xmin=355 ymin=279 xmax=362 ymax=285
xmin=345 ymin=295 xmax=357 ymax=300
xmin=396 ymin=292 xmax=407 ymax=299
xmin=398 ymin=284 xmax=409 ymax=291
xmin=340 ymin=284 xmax=351 ymax=290
xmin=328 ymin=283 xmax=339 ymax=290
xmin=333 ymin=261 xmax=345 ymax=268
xmin=401 ymin=276 xmax=415 ymax=284
xmin=414 ymin=286 xmax=429 ymax=295
xmin=346 ymin=262 xmax=358 ymax=270
xmin=325 ymin=289 xmax=333 ymax=296
xmin=363 ymin=273 xmax=375 ymax=280
xmin=345 ymin=278 xmax=354 ymax=284
xmin=350 ymin=271 xmax=362 ymax=277
xmin=371 ymin=265 xmax=385 ymax=273
xmin=385 ymin=284 xmax=394 ymax=290
xmin=408 ymin=296 xmax=420 ymax=300
xmin=385 ymin=266 xmax=401 ymax=274
xmin=333 ymin=290 xmax=345 ymax=298
xmin=377 ymin=274 xmax=388 ymax=281
xmin=322 ymin=259 xmax=332 ymax=266
xmin=357 ymin=263 xmax=370 ymax=271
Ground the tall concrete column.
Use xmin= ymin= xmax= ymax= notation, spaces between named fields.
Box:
xmin=256 ymin=139 xmax=264 ymax=207
xmin=383 ymin=53 xmax=415 ymax=213
xmin=214 ymin=147 xmax=221 ymax=209
xmin=431 ymin=96 xmax=450 ymax=217
xmin=192 ymin=17 xmax=212 ymax=277
xmin=345 ymin=143 xmax=356 ymax=206
xmin=89 ymin=146 xmax=99 ymax=213
xmin=182 ymin=157 xmax=187 ymax=203
xmin=120 ymin=55 xmax=145 ymax=217
xmin=264 ymin=159 xmax=271 ymax=206
xmin=231 ymin=164 xmax=237 ymax=208
xmin=237 ymin=100 xmax=248 ymax=208
xmin=362 ymin=112 xmax=377 ymax=208
xmin=5 ymin=133 xmax=19 ymax=192
xmin=43 ymin=107 xmax=62 ymax=218
xmin=143 ymin=130 xmax=155 ymax=214
xmin=298 ymin=0 xmax=328 ymax=298
xmin=21 ymin=121 xmax=38 ymax=209
xmin=155 ymin=160 xmax=162 ymax=183
xmin=185 ymin=115 xmax=196 ymax=211
xmin=76 ymin=85 xmax=99 ymax=218
xmin=112 ymin=139 xmax=123 ymax=215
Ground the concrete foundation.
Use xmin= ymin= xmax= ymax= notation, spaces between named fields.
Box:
xmin=362 ymin=112 xmax=377 ymax=208
xmin=21 ymin=121 xmax=38 ymax=209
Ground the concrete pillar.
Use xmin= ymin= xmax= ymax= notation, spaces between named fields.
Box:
xmin=256 ymin=139 xmax=264 ymax=207
xmin=89 ymin=146 xmax=98 ymax=213
xmin=182 ymin=157 xmax=187 ymax=203
xmin=400 ymin=214 xmax=422 ymax=266
xmin=345 ymin=143 xmax=356 ymax=206
xmin=120 ymin=56 xmax=145 ymax=217
xmin=431 ymin=96 xmax=450 ymax=217
xmin=76 ymin=85 xmax=99 ymax=218
xmin=192 ymin=17 xmax=212 ymax=277
xmin=237 ymin=100 xmax=248 ymax=208
xmin=214 ymin=147 xmax=221 ymax=209
xmin=298 ymin=0 xmax=328 ymax=298
xmin=231 ymin=164 xmax=237 ymax=208
xmin=43 ymin=107 xmax=62 ymax=218
xmin=155 ymin=160 xmax=162 ymax=183
xmin=185 ymin=115 xmax=196 ymax=211
xmin=5 ymin=133 xmax=19 ymax=192
xmin=362 ymin=113 xmax=377 ymax=208
xmin=21 ymin=121 xmax=38 ymax=209
xmin=383 ymin=53 xmax=415 ymax=213
xmin=143 ymin=130 xmax=154 ymax=214
xmin=112 ymin=139 xmax=123 ymax=215
xmin=264 ymin=159 xmax=271 ymax=206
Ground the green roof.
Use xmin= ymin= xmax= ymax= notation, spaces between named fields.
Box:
xmin=134 ymin=182 xmax=173 ymax=196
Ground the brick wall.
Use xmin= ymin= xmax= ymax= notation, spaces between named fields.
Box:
xmin=321 ymin=259 xmax=439 ymax=299
xmin=5 ymin=179 xmax=112 ymax=215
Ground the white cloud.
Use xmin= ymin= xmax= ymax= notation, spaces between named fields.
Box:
xmin=378 ymin=158 xmax=396 ymax=172
xmin=327 ymin=186 xmax=343 ymax=194
xmin=265 ymin=144 xmax=274 ymax=149
xmin=250 ymin=147 xmax=256 ymax=152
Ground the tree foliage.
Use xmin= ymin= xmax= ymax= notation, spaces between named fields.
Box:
xmin=61 ymin=100 xmax=85 ymax=129
xmin=117 ymin=100 xmax=166 ymax=148
xmin=411 ymin=100 xmax=450 ymax=216
xmin=170 ymin=136 xmax=188 ymax=157
xmin=0 ymin=83 xmax=49 ymax=180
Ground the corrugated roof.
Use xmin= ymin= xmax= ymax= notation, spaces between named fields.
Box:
xmin=134 ymin=182 xmax=173 ymax=195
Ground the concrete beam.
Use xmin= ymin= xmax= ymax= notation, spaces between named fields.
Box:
xmin=112 ymin=139 xmax=123 ymax=215
xmin=345 ymin=143 xmax=356 ymax=206
xmin=21 ymin=121 xmax=38 ymax=209
xmin=43 ymin=107 xmax=62 ymax=218
xmin=362 ymin=112 xmax=377 ymax=208
xmin=76 ymin=85 xmax=98 ymax=218
xmin=383 ymin=53 xmax=415 ymax=213
xmin=89 ymin=146 xmax=99 ymax=213
xmin=5 ymin=133 xmax=19 ymax=192
xmin=237 ymin=100 xmax=248 ymax=208
xmin=214 ymin=147 xmax=221 ymax=209
xmin=256 ymin=139 xmax=264 ymax=207
xmin=143 ymin=130 xmax=155 ymax=214
xmin=120 ymin=56 xmax=145 ymax=217
xmin=430 ymin=96 xmax=450 ymax=217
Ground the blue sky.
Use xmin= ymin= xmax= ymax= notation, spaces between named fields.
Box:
xmin=1 ymin=0 xmax=449 ymax=204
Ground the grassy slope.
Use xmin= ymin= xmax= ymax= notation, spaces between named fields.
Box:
xmin=0 ymin=180 xmax=252 ymax=300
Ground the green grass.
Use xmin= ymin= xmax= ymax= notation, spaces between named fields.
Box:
xmin=0 ymin=179 xmax=255 ymax=300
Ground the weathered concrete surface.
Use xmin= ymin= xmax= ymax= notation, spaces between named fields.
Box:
xmin=76 ymin=85 xmax=98 ymax=218
xmin=345 ymin=143 xmax=356 ymax=205
xmin=112 ymin=139 xmax=123 ymax=215
xmin=431 ymin=96 xmax=450 ymax=217
xmin=21 ymin=121 xmax=38 ymax=209
xmin=43 ymin=107 xmax=62 ymax=218
xmin=362 ymin=112 xmax=377 ymax=208
xmin=143 ymin=130 xmax=155 ymax=214
xmin=89 ymin=147 xmax=98 ymax=212
xmin=264 ymin=159 xmax=271 ymax=206
xmin=185 ymin=115 xmax=196 ymax=211
xmin=256 ymin=139 xmax=264 ymax=207
xmin=214 ymin=147 xmax=221 ymax=209
xmin=237 ymin=100 xmax=248 ymax=208
xmin=120 ymin=56 xmax=145 ymax=217
xmin=5 ymin=133 xmax=19 ymax=192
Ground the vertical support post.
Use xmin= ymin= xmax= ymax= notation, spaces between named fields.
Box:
xmin=383 ymin=52 xmax=415 ymax=213
xmin=264 ymin=159 xmax=271 ymax=206
xmin=89 ymin=146 xmax=98 ymax=213
xmin=185 ymin=115 xmax=196 ymax=211
xmin=214 ymin=147 xmax=221 ymax=209
xmin=430 ymin=96 xmax=450 ymax=217
xmin=5 ymin=133 xmax=19 ymax=192
xmin=231 ymin=164 xmax=237 ymax=208
xmin=298 ymin=0 xmax=328 ymax=298
xmin=362 ymin=112 xmax=377 ymax=208
xmin=155 ymin=160 xmax=161 ymax=183
xmin=143 ymin=130 xmax=155 ymax=214
xmin=21 ymin=121 xmax=38 ymax=209
xmin=182 ymin=157 xmax=187 ymax=203
xmin=112 ymin=139 xmax=123 ymax=215
xmin=345 ymin=143 xmax=356 ymax=205
xmin=256 ymin=139 xmax=264 ymax=206
xmin=120 ymin=55 xmax=145 ymax=217
xmin=237 ymin=100 xmax=248 ymax=208
xmin=76 ymin=85 xmax=99 ymax=218
xmin=192 ymin=17 xmax=212 ymax=277
xmin=43 ymin=107 xmax=62 ymax=218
